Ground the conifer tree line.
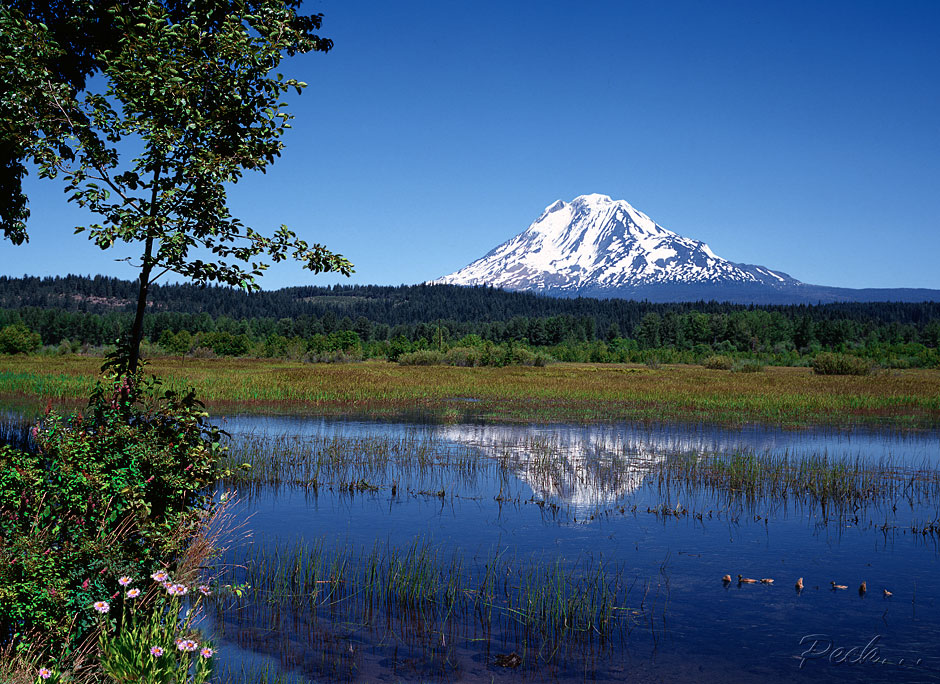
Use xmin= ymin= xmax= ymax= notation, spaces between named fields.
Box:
xmin=0 ymin=275 xmax=938 ymax=367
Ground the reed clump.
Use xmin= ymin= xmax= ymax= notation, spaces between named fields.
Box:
xmin=219 ymin=431 xmax=481 ymax=496
xmin=212 ymin=538 xmax=639 ymax=658
xmin=654 ymin=450 xmax=940 ymax=511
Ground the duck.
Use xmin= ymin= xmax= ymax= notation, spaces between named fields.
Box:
xmin=760 ymin=578 xmax=774 ymax=584
xmin=722 ymin=574 xmax=732 ymax=583
xmin=737 ymin=574 xmax=759 ymax=584
xmin=831 ymin=581 xmax=848 ymax=590
xmin=883 ymin=588 xmax=893 ymax=597
xmin=795 ymin=577 xmax=804 ymax=592
xmin=858 ymin=581 xmax=867 ymax=595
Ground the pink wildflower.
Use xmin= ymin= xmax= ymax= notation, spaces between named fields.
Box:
xmin=151 ymin=570 xmax=169 ymax=582
xmin=126 ymin=588 xmax=141 ymax=598
xmin=200 ymin=647 xmax=214 ymax=659
xmin=118 ymin=576 xmax=132 ymax=586
xmin=81 ymin=579 xmax=89 ymax=589
xmin=150 ymin=646 xmax=164 ymax=657
xmin=38 ymin=668 xmax=52 ymax=679
xmin=92 ymin=600 xmax=110 ymax=613
xmin=198 ymin=585 xmax=211 ymax=596
xmin=177 ymin=639 xmax=198 ymax=652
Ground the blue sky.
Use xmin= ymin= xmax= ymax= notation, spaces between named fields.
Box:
xmin=4 ymin=0 xmax=939 ymax=290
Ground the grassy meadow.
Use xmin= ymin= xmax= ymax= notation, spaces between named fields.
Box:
xmin=1 ymin=355 xmax=938 ymax=428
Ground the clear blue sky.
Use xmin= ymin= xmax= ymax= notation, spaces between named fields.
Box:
xmin=4 ymin=0 xmax=939 ymax=290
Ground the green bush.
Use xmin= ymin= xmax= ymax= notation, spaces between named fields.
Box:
xmin=0 ymin=324 xmax=41 ymax=354
xmin=0 ymin=373 xmax=222 ymax=658
xmin=532 ymin=352 xmax=553 ymax=367
xmin=397 ymin=350 xmax=445 ymax=366
xmin=702 ymin=355 xmax=733 ymax=370
xmin=811 ymin=352 xmax=872 ymax=376
xmin=507 ymin=345 xmax=537 ymax=366
xmin=731 ymin=359 xmax=764 ymax=373
xmin=443 ymin=346 xmax=482 ymax=367
xmin=158 ymin=329 xmax=193 ymax=356
xmin=196 ymin=331 xmax=251 ymax=357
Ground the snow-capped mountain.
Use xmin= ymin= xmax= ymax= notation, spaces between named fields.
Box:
xmin=432 ymin=194 xmax=804 ymax=302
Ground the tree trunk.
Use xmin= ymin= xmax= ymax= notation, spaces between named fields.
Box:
xmin=127 ymin=256 xmax=153 ymax=374
xmin=128 ymin=161 xmax=162 ymax=374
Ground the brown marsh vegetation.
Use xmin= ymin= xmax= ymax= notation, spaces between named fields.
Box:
xmin=1 ymin=355 xmax=938 ymax=428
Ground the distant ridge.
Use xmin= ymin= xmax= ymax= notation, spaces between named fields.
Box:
xmin=2 ymin=275 xmax=938 ymax=330
xmin=432 ymin=194 xmax=940 ymax=304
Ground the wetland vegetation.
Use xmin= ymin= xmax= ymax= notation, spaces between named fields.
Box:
xmin=4 ymin=376 xmax=940 ymax=681
xmin=193 ymin=419 xmax=940 ymax=681
xmin=2 ymin=355 xmax=939 ymax=429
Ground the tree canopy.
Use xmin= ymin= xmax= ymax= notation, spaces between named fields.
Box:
xmin=0 ymin=0 xmax=353 ymax=369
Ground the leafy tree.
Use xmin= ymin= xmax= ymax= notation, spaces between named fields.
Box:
xmin=0 ymin=323 xmax=41 ymax=353
xmin=1 ymin=0 xmax=352 ymax=373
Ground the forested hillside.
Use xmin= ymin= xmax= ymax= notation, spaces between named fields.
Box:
xmin=1 ymin=275 xmax=938 ymax=367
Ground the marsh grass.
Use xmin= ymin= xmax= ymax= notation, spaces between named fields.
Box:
xmin=210 ymin=537 xmax=642 ymax=667
xmin=0 ymin=412 xmax=31 ymax=450
xmin=491 ymin=434 xmax=940 ymax=526
xmin=3 ymin=356 xmax=939 ymax=428
xmin=219 ymin=429 xmax=940 ymax=530
xmin=654 ymin=450 xmax=940 ymax=513
xmin=219 ymin=431 xmax=484 ymax=497
xmin=213 ymin=663 xmax=315 ymax=684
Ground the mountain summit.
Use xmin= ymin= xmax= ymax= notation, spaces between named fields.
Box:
xmin=432 ymin=194 xmax=802 ymax=302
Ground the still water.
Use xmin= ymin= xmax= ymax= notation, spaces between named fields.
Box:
xmin=206 ymin=417 xmax=940 ymax=683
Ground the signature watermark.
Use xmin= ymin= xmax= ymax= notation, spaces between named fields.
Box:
xmin=798 ymin=634 xmax=925 ymax=670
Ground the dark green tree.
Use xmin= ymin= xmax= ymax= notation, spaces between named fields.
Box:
xmin=1 ymin=0 xmax=352 ymax=373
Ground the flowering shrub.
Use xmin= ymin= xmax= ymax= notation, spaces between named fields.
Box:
xmin=0 ymin=370 xmax=223 ymax=661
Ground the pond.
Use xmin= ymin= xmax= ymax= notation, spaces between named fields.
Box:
xmin=203 ymin=417 xmax=940 ymax=683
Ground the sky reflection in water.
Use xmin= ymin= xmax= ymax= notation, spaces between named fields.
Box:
xmin=210 ymin=417 xmax=940 ymax=683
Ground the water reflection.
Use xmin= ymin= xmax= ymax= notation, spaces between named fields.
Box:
xmin=222 ymin=415 xmax=940 ymax=468
xmin=202 ymin=416 xmax=940 ymax=683
xmin=438 ymin=424 xmax=656 ymax=510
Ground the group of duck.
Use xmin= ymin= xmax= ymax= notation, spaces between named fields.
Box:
xmin=722 ymin=574 xmax=893 ymax=596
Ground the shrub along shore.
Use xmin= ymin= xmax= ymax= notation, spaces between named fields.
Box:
xmin=2 ymin=355 xmax=938 ymax=429
xmin=0 ymin=370 xmax=227 ymax=682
